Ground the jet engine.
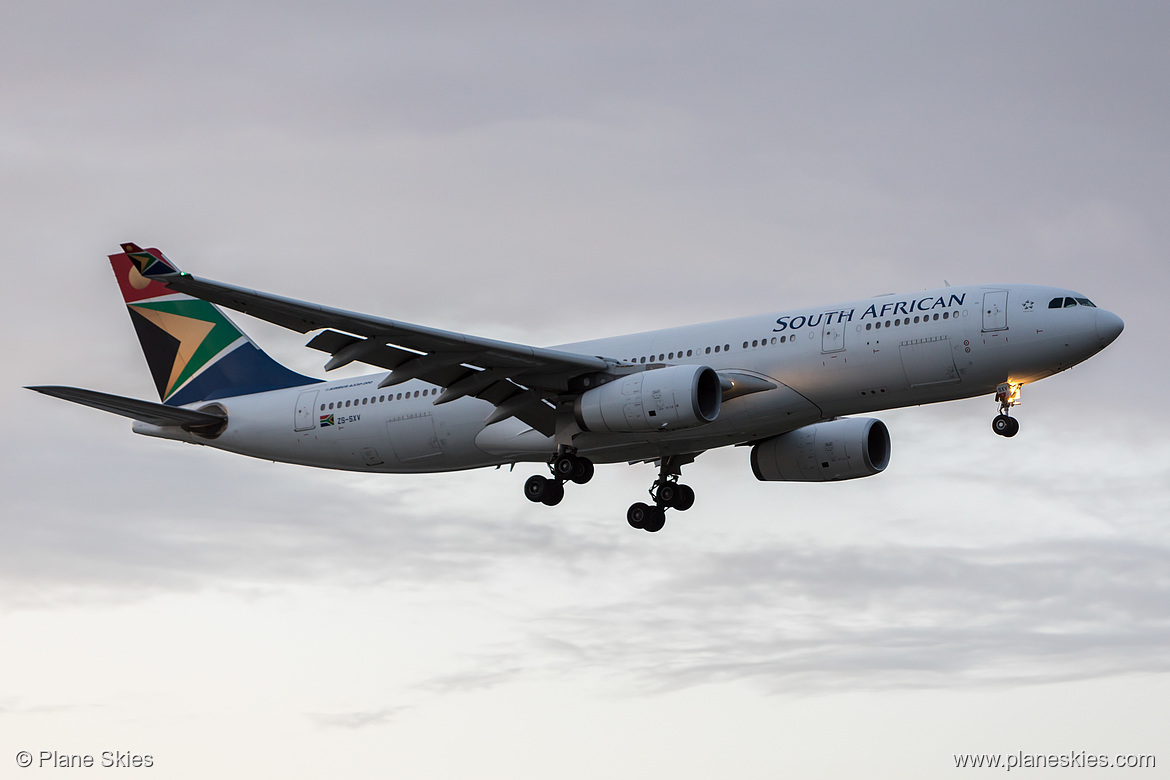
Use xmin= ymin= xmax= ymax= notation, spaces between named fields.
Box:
xmin=750 ymin=417 xmax=890 ymax=482
xmin=574 ymin=365 xmax=722 ymax=433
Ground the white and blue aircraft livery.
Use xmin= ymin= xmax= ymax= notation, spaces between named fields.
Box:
xmin=30 ymin=244 xmax=1124 ymax=532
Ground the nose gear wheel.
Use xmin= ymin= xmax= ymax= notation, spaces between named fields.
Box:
xmin=992 ymin=414 xmax=1019 ymax=437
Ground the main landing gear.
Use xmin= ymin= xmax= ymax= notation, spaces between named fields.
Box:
xmin=523 ymin=450 xmax=698 ymax=534
xmin=523 ymin=448 xmax=595 ymax=507
xmin=992 ymin=382 xmax=1022 ymax=438
xmin=626 ymin=456 xmax=696 ymax=534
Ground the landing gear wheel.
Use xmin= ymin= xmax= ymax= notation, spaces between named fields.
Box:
xmin=524 ymin=475 xmax=563 ymax=505
xmin=654 ymin=481 xmax=695 ymax=511
xmin=542 ymin=481 xmax=564 ymax=506
xmin=992 ymin=414 xmax=1019 ymax=437
xmin=570 ymin=458 xmax=595 ymax=485
xmin=627 ymin=502 xmax=651 ymax=529
xmin=553 ymin=454 xmax=577 ymax=480
xmin=656 ymin=482 xmax=680 ymax=507
xmin=524 ymin=475 xmax=549 ymax=503
xmin=642 ymin=506 xmax=666 ymax=533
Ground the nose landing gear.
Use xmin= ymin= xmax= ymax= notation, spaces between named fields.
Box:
xmin=523 ymin=448 xmax=594 ymax=506
xmin=627 ymin=455 xmax=696 ymax=533
xmin=992 ymin=382 xmax=1022 ymax=437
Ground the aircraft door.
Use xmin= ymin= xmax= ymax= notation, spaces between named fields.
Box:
xmin=821 ymin=320 xmax=845 ymax=353
xmin=982 ymin=290 xmax=1009 ymax=332
xmin=294 ymin=390 xmax=319 ymax=431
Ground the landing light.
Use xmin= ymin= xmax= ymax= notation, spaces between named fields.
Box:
xmin=996 ymin=382 xmax=1022 ymax=407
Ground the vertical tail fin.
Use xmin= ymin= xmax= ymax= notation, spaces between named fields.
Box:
xmin=110 ymin=244 xmax=319 ymax=406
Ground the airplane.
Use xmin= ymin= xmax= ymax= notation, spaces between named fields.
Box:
xmin=29 ymin=243 xmax=1124 ymax=533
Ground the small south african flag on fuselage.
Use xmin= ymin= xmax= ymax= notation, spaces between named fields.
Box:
xmin=320 ymin=414 xmax=335 ymax=427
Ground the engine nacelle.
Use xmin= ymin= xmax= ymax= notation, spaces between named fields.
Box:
xmin=750 ymin=417 xmax=891 ymax=482
xmin=574 ymin=365 xmax=722 ymax=433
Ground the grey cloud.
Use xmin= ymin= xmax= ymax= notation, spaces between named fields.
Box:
xmin=0 ymin=419 xmax=629 ymax=608
xmin=5 ymin=0 xmax=1167 ymax=341
xmin=310 ymin=705 xmax=412 ymax=729
xmin=412 ymin=539 xmax=1170 ymax=697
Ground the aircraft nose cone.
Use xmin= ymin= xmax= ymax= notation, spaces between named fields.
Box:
xmin=1096 ymin=309 xmax=1124 ymax=347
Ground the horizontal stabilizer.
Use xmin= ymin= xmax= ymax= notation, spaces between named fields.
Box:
xmin=26 ymin=386 xmax=227 ymax=429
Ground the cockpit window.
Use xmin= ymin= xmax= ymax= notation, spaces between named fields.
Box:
xmin=1050 ymin=295 xmax=1098 ymax=309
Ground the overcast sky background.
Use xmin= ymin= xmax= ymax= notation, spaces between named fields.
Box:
xmin=2 ymin=2 xmax=1168 ymax=777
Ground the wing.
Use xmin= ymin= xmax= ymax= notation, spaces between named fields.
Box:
xmin=127 ymin=245 xmax=614 ymax=436
xmin=27 ymin=386 xmax=227 ymax=431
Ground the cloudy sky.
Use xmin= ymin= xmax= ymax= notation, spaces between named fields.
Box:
xmin=3 ymin=1 xmax=1168 ymax=777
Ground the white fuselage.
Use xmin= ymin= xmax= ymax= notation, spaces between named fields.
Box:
xmin=134 ymin=284 xmax=1119 ymax=472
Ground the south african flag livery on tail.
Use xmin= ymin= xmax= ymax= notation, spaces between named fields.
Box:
xmin=111 ymin=244 xmax=318 ymax=406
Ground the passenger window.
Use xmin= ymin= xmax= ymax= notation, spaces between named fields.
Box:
xmin=705 ymin=347 xmax=711 ymax=354
xmin=770 ymin=337 xmax=776 ymax=345
xmin=933 ymin=313 xmax=940 ymax=321
xmin=714 ymin=346 xmax=721 ymax=353
xmin=724 ymin=344 xmax=730 ymax=351
xmin=943 ymin=312 xmax=949 ymax=319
